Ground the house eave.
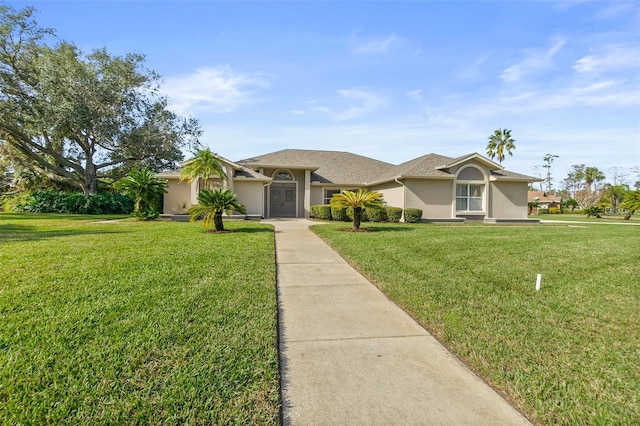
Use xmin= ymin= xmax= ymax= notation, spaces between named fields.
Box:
xmin=490 ymin=176 xmax=540 ymax=183
xmin=366 ymin=175 xmax=454 ymax=186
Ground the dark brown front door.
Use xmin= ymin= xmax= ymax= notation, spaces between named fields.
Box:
xmin=270 ymin=184 xmax=296 ymax=217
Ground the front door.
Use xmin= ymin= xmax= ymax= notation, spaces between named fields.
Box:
xmin=270 ymin=184 xmax=296 ymax=217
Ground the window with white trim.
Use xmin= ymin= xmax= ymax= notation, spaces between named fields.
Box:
xmin=323 ymin=188 xmax=357 ymax=204
xmin=456 ymin=184 xmax=484 ymax=212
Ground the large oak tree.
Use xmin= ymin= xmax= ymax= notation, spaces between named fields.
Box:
xmin=0 ymin=5 xmax=200 ymax=193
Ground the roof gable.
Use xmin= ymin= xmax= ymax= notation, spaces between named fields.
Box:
xmin=436 ymin=152 xmax=503 ymax=171
xmin=369 ymin=153 xmax=455 ymax=184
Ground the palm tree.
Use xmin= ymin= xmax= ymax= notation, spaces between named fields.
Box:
xmin=584 ymin=167 xmax=605 ymax=193
xmin=330 ymin=189 xmax=384 ymax=230
xmin=601 ymin=183 xmax=629 ymax=214
xmin=486 ymin=128 xmax=516 ymax=164
xmin=619 ymin=190 xmax=640 ymax=220
xmin=114 ymin=168 xmax=167 ymax=220
xmin=188 ymin=188 xmax=246 ymax=232
xmin=180 ymin=148 xmax=227 ymax=192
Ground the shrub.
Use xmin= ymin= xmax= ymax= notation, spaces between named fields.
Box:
xmin=584 ymin=206 xmax=603 ymax=218
xmin=386 ymin=207 xmax=402 ymax=223
xmin=549 ymin=207 xmax=560 ymax=214
xmin=331 ymin=206 xmax=350 ymax=222
xmin=1 ymin=192 xmax=33 ymax=212
xmin=537 ymin=208 xmax=549 ymax=215
xmin=366 ymin=206 xmax=387 ymax=222
xmin=404 ymin=208 xmax=423 ymax=223
xmin=8 ymin=190 xmax=133 ymax=214
xmin=310 ymin=205 xmax=332 ymax=220
xmin=133 ymin=208 xmax=160 ymax=221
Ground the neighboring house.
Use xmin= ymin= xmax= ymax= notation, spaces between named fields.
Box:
xmin=158 ymin=149 xmax=539 ymax=222
xmin=527 ymin=191 xmax=563 ymax=214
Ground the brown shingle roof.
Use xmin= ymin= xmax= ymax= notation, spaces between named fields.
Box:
xmin=528 ymin=191 xmax=562 ymax=202
xmin=491 ymin=170 xmax=539 ymax=181
xmin=369 ymin=153 xmax=456 ymax=184
xmin=156 ymin=157 xmax=271 ymax=181
xmin=238 ymin=149 xmax=394 ymax=185
xmin=161 ymin=149 xmax=538 ymax=185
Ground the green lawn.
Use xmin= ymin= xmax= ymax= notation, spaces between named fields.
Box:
xmin=533 ymin=213 xmax=640 ymax=223
xmin=0 ymin=213 xmax=280 ymax=424
xmin=312 ymin=222 xmax=639 ymax=425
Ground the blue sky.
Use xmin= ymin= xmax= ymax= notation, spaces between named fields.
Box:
xmin=11 ymin=0 xmax=640 ymax=187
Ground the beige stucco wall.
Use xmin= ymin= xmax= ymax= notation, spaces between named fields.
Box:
xmin=490 ymin=181 xmax=528 ymax=219
xmin=370 ymin=181 xmax=404 ymax=210
xmin=233 ymin=180 xmax=265 ymax=217
xmin=405 ymin=179 xmax=454 ymax=218
xmin=310 ymin=186 xmax=326 ymax=206
xmin=163 ymin=179 xmax=192 ymax=214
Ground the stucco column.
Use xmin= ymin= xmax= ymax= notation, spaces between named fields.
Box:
xmin=190 ymin=179 xmax=198 ymax=206
xmin=485 ymin=177 xmax=491 ymax=219
xmin=304 ymin=169 xmax=311 ymax=218
xmin=225 ymin=165 xmax=233 ymax=192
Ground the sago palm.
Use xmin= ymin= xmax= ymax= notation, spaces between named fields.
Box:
xmin=330 ymin=189 xmax=384 ymax=230
xmin=619 ymin=190 xmax=640 ymax=220
xmin=486 ymin=128 xmax=516 ymax=164
xmin=114 ymin=168 xmax=167 ymax=220
xmin=180 ymin=148 xmax=227 ymax=192
xmin=188 ymin=188 xmax=247 ymax=231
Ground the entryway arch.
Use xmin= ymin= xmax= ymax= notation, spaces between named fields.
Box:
xmin=270 ymin=170 xmax=297 ymax=217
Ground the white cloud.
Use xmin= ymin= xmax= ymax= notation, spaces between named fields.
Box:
xmin=163 ymin=66 xmax=268 ymax=115
xmin=501 ymin=38 xmax=566 ymax=82
xmin=407 ymin=89 xmax=423 ymax=101
xmin=311 ymin=87 xmax=386 ymax=121
xmin=595 ymin=0 xmax=640 ymax=20
xmin=573 ymin=44 xmax=640 ymax=73
xmin=456 ymin=54 xmax=490 ymax=82
xmin=351 ymin=32 xmax=402 ymax=55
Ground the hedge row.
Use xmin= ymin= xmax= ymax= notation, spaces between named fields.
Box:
xmin=2 ymin=190 xmax=134 ymax=214
xmin=310 ymin=205 xmax=423 ymax=223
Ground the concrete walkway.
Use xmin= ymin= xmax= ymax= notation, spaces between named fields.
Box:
xmin=263 ymin=219 xmax=532 ymax=426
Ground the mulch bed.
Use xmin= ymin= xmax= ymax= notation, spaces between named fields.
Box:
xmin=337 ymin=228 xmax=377 ymax=232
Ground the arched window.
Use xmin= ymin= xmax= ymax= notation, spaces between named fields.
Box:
xmin=274 ymin=170 xmax=293 ymax=181
xmin=456 ymin=166 xmax=485 ymax=213
xmin=457 ymin=167 xmax=483 ymax=181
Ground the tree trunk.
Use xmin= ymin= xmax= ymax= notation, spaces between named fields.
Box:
xmin=353 ymin=207 xmax=362 ymax=230
xmin=84 ymin=161 xmax=98 ymax=194
xmin=624 ymin=210 xmax=635 ymax=220
xmin=214 ymin=211 xmax=224 ymax=231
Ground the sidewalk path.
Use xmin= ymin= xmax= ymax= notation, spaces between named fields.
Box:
xmin=264 ymin=219 xmax=532 ymax=426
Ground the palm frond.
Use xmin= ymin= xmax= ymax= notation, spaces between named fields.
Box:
xmin=180 ymin=148 xmax=227 ymax=191
xmin=188 ymin=188 xmax=247 ymax=230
